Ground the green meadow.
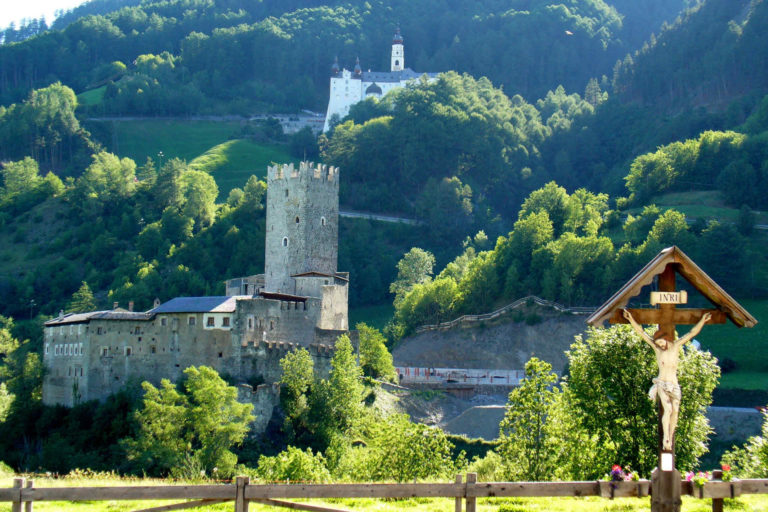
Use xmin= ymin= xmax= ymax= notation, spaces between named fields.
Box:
xmin=86 ymin=120 xmax=295 ymax=198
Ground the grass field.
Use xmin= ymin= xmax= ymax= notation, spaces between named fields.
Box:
xmin=642 ymin=191 xmax=768 ymax=224
xmin=2 ymin=474 xmax=767 ymax=511
xmin=189 ymin=139 xmax=295 ymax=197
xmin=76 ymin=86 xmax=106 ymax=107
xmin=89 ymin=120 xmax=294 ymax=198
xmin=695 ymin=298 xmax=768 ymax=390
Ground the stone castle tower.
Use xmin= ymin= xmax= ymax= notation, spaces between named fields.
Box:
xmin=264 ymin=162 xmax=339 ymax=295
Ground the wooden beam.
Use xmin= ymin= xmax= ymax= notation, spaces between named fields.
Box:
xmin=251 ymin=498 xmax=353 ymax=512
xmin=131 ymin=498 xmax=231 ymax=512
xmin=466 ymin=481 xmax=600 ymax=497
xmin=608 ymin=309 xmax=726 ymax=326
xmin=244 ymin=483 xmax=463 ymax=500
xmin=22 ymin=485 xmax=235 ymax=502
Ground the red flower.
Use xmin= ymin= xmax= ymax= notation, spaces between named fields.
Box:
xmin=612 ymin=465 xmax=622 ymax=472
xmin=722 ymin=464 xmax=731 ymax=472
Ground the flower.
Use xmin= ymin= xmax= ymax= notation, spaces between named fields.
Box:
xmin=721 ymin=464 xmax=733 ymax=482
xmin=721 ymin=464 xmax=731 ymax=472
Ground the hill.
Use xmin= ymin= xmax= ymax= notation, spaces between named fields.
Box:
xmin=0 ymin=0 xmax=693 ymax=111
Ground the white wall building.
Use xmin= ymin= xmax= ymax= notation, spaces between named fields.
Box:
xmin=323 ymin=28 xmax=439 ymax=132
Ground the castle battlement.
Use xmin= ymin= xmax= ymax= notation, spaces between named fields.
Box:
xmin=267 ymin=161 xmax=338 ymax=183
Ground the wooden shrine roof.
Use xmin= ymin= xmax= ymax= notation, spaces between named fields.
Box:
xmin=587 ymin=246 xmax=757 ymax=328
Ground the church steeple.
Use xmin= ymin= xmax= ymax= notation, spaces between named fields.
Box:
xmin=331 ymin=56 xmax=340 ymax=76
xmin=354 ymin=56 xmax=362 ymax=76
xmin=391 ymin=27 xmax=404 ymax=72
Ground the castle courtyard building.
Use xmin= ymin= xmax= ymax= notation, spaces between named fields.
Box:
xmin=43 ymin=162 xmax=347 ymax=412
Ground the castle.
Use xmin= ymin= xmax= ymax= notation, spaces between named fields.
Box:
xmin=323 ymin=28 xmax=439 ymax=131
xmin=42 ymin=162 xmax=348 ymax=422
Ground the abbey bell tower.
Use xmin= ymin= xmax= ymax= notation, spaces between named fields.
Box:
xmin=391 ymin=27 xmax=404 ymax=71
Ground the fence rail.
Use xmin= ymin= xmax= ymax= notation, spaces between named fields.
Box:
xmin=414 ymin=296 xmax=596 ymax=334
xmin=2 ymin=473 xmax=764 ymax=512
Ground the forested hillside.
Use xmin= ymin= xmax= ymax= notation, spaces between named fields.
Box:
xmin=1 ymin=0 xmax=692 ymax=112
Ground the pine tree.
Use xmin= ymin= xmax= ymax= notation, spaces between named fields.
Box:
xmin=67 ymin=281 xmax=96 ymax=313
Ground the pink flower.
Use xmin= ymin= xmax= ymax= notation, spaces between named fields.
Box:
xmin=685 ymin=471 xmax=695 ymax=481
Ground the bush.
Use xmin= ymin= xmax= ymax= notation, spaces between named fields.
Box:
xmin=255 ymin=446 xmax=330 ymax=483
xmin=0 ymin=461 xmax=14 ymax=477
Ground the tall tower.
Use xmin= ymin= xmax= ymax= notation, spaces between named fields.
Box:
xmin=391 ymin=27 xmax=404 ymax=72
xmin=264 ymin=162 xmax=340 ymax=295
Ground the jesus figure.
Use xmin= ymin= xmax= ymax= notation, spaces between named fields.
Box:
xmin=622 ymin=308 xmax=712 ymax=451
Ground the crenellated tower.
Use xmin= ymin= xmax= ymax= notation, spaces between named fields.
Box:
xmin=264 ymin=162 xmax=340 ymax=295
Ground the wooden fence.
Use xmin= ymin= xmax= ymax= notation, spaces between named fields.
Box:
xmin=414 ymin=296 xmax=595 ymax=334
xmin=1 ymin=473 xmax=763 ymax=512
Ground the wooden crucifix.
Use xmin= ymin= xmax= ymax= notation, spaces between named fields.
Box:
xmin=587 ymin=246 xmax=757 ymax=512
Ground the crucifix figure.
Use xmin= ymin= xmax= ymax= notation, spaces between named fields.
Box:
xmin=623 ymin=308 xmax=712 ymax=450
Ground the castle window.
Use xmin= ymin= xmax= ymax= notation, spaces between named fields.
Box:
xmin=102 ymin=347 xmax=108 ymax=356
xmin=45 ymin=344 xmax=49 ymax=355
xmin=218 ymin=352 xmax=223 ymax=358
xmin=244 ymin=284 xmax=249 ymax=294
xmin=321 ymin=216 xmax=327 ymax=226
xmin=97 ymin=327 xmax=103 ymax=335
xmin=150 ymin=346 xmax=156 ymax=354
xmin=68 ymin=367 xmax=71 ymax=376
xmin=207 ymin=317 xmax=215 ymax=327
xmin=138 ymin=337 xmax=142 ymax=342
xmin=295 ymin=216 xmax=300 ymax=224
xmin=270 ymin=320 xmax=275 ymax=331
xmin=79 ymin=343 xmax=83 ymax=355
xmin=248 ymin=317 xmax=253 ymax=330
xmin=188 ymin=316 xmax=196 ymax=326
xmin=125 ymin=347 xmax=132 ymax=356
xmin=222 ymin=317 xmax=230 ymax=327
xmin=134 ymin=326 xmax=141 ymax=335
xmin=55 ymin=345 xmax=59 ymax=356
xmin=161 ymin=317 xmax=167 ymax=326
xmin=282 ymin=237 xmax=289 ymax=247
xmin=285 ymin=189 xmax=289 ymax=197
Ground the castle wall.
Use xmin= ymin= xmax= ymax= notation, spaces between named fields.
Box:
xmin=319 ymin=284 xmax=349 ymax=331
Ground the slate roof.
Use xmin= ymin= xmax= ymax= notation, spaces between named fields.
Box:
xmin=149 ymin=296 xmax=248 ymax=314
xmin=45 ymin=309 xmax=153 ymax=326
xmin=587 ymin=246 xmax=758 ymax=328
xmin=291 ymin=271 xmax=349 ymax=282
xmin=361 ymin=69 xmax=438 ymax=83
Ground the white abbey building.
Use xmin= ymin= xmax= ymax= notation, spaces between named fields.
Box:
xmin=323 ymin=28 xmax=439 ymax=132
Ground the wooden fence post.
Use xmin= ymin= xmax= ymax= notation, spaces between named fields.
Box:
xmin=711 ymin=470 xmax=723 ymax=512
xmin=235 ymin=476 xmax=249 ymax=512
xmin=465 ymin=473 xmax=477 ymax=512
xmin=24 ymin=479 xmax=33 ymax=512
xmin=11 ymin=478 xmax=24 ymax=512
xmin=454 ymin=474 xmax=462 ymax=512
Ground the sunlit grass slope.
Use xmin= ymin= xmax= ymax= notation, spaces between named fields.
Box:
xmin=76 ymin=86 xmax=106 ymax=107
xmin=189 ymin=139 xmax=294 ymax=197
xmin=696 ymin=298 xmax=768 ymax=390
xmin=92 ymin=120 xmax=294 ymax=198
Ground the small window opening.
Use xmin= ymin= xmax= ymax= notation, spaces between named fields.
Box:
xmin=295 ymin=216 xmax=300 ymax=224
xmin=321 ymin=217 xmax=327 ymax=226
xmin=222 ymin=317 xmax=230 ymax=327
xmin=282 ymin=237 xmax=289 ymax=247
xmin=248 ymin=318 xmax=253 ymax=329
xmin=218 ymin=352 xmax=223 ymax=358
xmin=188 ymin=316 xmax=196 ymax=326
xmin=102 ymin=347 xmax=108 ymax=356
xmin=161 ymin=318 xmax=167 ymax=326
xmin=270 ymin=320 xmax=275 ymax=331
xmin=207 ymin=317 xmax=215 ymax=327
xmin=285 ymin=189 xmax=289 ymax=197
xmin=150 ymin=346 xmax=156 ymax=354
xmin=125 ymin=347 xmax=132 ymax=356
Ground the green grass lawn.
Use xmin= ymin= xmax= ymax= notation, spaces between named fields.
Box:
xmin=641 ymin=190 xmax=768 ymax=224
xmin=76 ymin=86 xmax=106 ymax=107
xmin=89 ymin=120 xmax=295 ymax=198
xmin=695 ymin=299 xmax=768 ymax=390
xmin=2 ymin=474 xmax=766 ymax=511
xmin=189 ymin=139 xmax=295 ymax=198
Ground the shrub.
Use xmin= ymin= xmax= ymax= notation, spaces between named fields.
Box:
xmin=255 ymin=446 xmax=330 ymax=483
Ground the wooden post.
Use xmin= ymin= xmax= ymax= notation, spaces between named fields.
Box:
xmin=454 ymin=474 xmax=462 ymax=512
xmin=235 ymin=476 xmax=249 ymax=512
xmin=11 ymin=478 xmax=24 ymax=512
xmin=465 ymin=473 xmax=476 ymax=512
xmin=711 ymin=469 xmax=723 ymax=512
xmin=24 ymin=479 xmax=33 ymax=512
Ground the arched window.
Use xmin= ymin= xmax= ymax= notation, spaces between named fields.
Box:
xmin=282 ymin=237 xmax=289 ymax=247
xmin=321 ymin=216 xmax=327 ymax=226
xmin=295 ymin=216 xmax=300 ymax=224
